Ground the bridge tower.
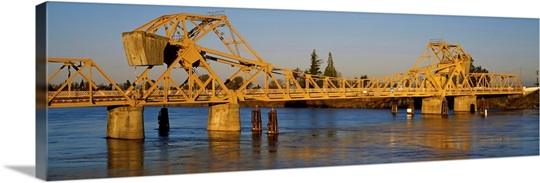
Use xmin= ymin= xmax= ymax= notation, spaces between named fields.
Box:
xmin=411 ymin=39 xmax=478 ymax=114
xmin=120 ymin=13 xmax=277 ymax=132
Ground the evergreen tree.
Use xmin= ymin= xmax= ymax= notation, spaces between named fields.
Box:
xmin=307 ymin=49 xmax=324 ymax=87
xmin=360 ymin=75 xmax=368 ymax=79
xmin=308 ymin=49 xmax=323 ymax=76
xmin=323 ymin=52 xmax=338 ymax=78
xmin=359 ymin=75 xmax=369 ymax=87
xmin=79 ymin=79 xmax=85 ymax=90
xmin=323 ymin=52 xmax=339 ymax=87
xmin=354 ymin=75 xmax=369 ymax=87
xmin=123 ymin=80 xmax=132 ymax=90
xmin=71 ymin=81 xmax=79 ymax=91
xmin=292 ymin=67 xmax=305 ymax=88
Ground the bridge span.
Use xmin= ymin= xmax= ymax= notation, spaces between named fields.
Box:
xmin=48 ymin=13 xmax=533 ymax=139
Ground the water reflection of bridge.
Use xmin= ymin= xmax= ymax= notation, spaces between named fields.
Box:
xmin=105 ymin=113 xmax=523 ymax=176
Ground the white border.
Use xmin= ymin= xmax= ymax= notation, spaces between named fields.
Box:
xmin=0 ymin=1 xmax=538 ymax=183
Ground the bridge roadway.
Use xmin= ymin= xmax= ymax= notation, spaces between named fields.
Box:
xmin=46 ymin=13 xmax=535 ymax=140
xmin=48 ymin=87 xmax=524 ymax=108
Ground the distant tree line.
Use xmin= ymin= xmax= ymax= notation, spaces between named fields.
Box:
xmin=468 ymin=57 xmax=490 ymax=87
xmin=48 ymin=79 xmax=114 ymax=91
xmin=469 ymin=58 xmax=489 ymax=73
xmin=47 ymin=75 xmax=259 ymax=92
xmin=292 ymin=49 xmax=368 ymax=88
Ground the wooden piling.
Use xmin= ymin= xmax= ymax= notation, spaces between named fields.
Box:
xmin=391 ymin=101 xmax=398 ymax=116
xmin=479 ymin=98 xmax=487 ymax=117
xmin=267 ymin=108 xmax=278 ymax=134
xmin=407 ymin=99 xmax=415 ymax=116
xmin=441 ymin=99 xmax=449 ymax=118
xmin=158 ymin=107 xmax=169 ymax=136
xmin=251 ymin=106 xmax=262 ymax=131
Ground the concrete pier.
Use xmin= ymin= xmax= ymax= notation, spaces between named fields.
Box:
xmin=454 ymin=95 xmax=476 ymax=113
xmin=421 ymin=97 xmax=445 ymax=114
xmin=107 ymin=106 xmax=145 ymax=139
xmin=207 ymin=103 xmax=241 ymax=131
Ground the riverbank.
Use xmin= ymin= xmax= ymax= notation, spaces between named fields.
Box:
xmin=239 ymin=91 xmax=539 ymax=110
xmin=164 ymin=91 xmax=539 ymax=110
xmin=485 ymin=90 xmax=539 ymax=109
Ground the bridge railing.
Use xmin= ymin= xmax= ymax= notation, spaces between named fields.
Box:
xmin=47 ymin=58 xmax=133 ymax=108
xmin=467 ymin=73 xmax=523 ymax=95
xmin=48 ymin=74 xmax=523 ymax=107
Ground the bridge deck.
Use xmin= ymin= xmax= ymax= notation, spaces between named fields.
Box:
xmin=48 ymin=87 xmax=525 ymax=108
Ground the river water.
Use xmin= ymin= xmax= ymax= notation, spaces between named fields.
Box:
xmin=46 ymin=107 xmax=539 ymax=180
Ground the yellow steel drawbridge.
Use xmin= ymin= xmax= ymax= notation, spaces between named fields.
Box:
xmin=47 ymin=13 xmax=524 ymax=108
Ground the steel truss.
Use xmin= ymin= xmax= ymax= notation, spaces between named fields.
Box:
xmin=47 ymin=14 xmax=524 ymax=108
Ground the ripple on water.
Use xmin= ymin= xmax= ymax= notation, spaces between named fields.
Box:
xmin=46 ymin=107 xmax=539 ymax=180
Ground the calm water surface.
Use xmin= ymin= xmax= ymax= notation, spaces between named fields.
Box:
xmin=47 ymin=107 xmax=539 ymax=180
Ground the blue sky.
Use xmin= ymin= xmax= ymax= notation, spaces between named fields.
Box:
xmin=46 ymin=2 xmax=539 ymax=85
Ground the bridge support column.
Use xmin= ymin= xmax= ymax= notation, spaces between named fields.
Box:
xmin=107 ymin=106 xmax=145 ymax=139
xmin=391 ymin=101 xmax=398 ymax=116
xmin=207 ymin=103 xmax=241 ymax=131
xmin=407 ymin=99 xmax=415 ymax=116
xmin=442 ymin=99 xmax=449 ymax=117
xmin=421 ymin=97 xmax=444 ymax=114
xmin=267 ymin=108 xmax=279 ymax=134
xmin=454 ymin=96 xmax=477 ymax=113
xmin=251 ymin=106 xmax=263 ymax=131
xmin=158 ymin=107 xmax=169 ymax=136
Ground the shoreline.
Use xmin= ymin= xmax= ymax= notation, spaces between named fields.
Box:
xmin=158 ymin=91 xmax=539 ymax=110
